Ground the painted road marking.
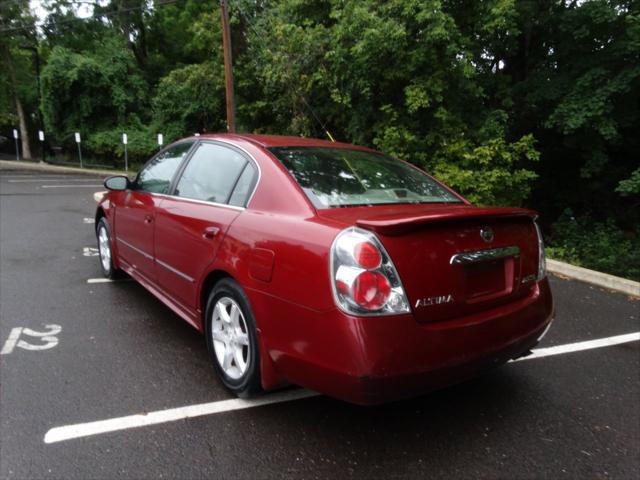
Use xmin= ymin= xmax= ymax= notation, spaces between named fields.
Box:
xmin=512 ymin=332 xmax=640 ymax=361
xmin=0 ymin=328 xmax=23 ymax=355
xmin=9 ymin=179 xmax=101 ymax=183
xmin=83 ymin=247 xmax=99 ymax=257
xmin=83 ymin=217 xmax=95 ymax=224
xmin=87 ymin=278 xmax=113 ymax=284
xmin=1 ymin=325 xmax=62 ymax=355
xmin=0 ymin=175 xmax=79 ymax=179
xmin=40 ymin=184 xmax=102 ymax=188
xmin=43 ymin=331 xmax=639 ymax=444
xmin=86 ymin=278 xmax=132 ymax=284
xmin=44 ymin=389 xmax=318 ymax=444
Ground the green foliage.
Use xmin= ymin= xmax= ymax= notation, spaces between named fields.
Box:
xmin=152 ymin=62 xmax=226 ymax=135
xmin=40 ymin=36 xmax=147 ymax=147
xmin=85 ymin=122 xmax=159 ymax=167
xmin=509 ymin=0 xmax=640 ymax=225
xmin=430 ymin=134 xmax=539 ymax=206
xmin=546 ymin=211 xmax=640 ymax=281
xmin=616 ymin=168 xmax=640 ymax=195
xmin=0 ymin=0 xmax=39 ymax=151
xmin=239 ymin=0 xmax=540 ymax=206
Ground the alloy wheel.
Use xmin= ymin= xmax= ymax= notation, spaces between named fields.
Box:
xmin=98 ymin=225 xmax=111 ymax=273
xmin=211 ymin=296 xmax=251 ymax=380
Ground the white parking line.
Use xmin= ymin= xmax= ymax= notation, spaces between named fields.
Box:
xmin=40 ymin=185 xmax=102 ymax=188
xmin=43 ymin=331 xmax=639 ymax=444
xmin=0 ymin=175 xmax=75 ymax=179
xmin=44 ymin=389 xmax=318 ymax=444
xmin=512 ymin=332 xmax=640 ymax=361
xmin=9 ymin=179 xmax=100 ymax=183
xmin=83 ymin=218 xmax=95 ymax=224
xmin=86 ymin=278 xmax=131 ymax=284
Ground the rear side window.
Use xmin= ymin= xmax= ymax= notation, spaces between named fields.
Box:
xmin=137 ymin=142 xmax=193 ymax=194
xmin=175 ymin=143 xmax=248 ymax=204
xmin=228 ymin=163 xmax=257 ymax=207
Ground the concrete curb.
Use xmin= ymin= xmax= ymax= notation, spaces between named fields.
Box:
xmin=0 ymin=159 xmax=126 ymax=177
xmin=547 ymin=258 xmax=640 ymax=297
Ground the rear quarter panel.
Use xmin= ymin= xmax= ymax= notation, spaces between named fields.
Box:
xmin=211 ymin=211 xmax=363 ymax=389
xmin=195 ymin=138 xmax=369 ymax=388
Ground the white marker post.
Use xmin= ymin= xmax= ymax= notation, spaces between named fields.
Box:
xmin=157 ymin=133 xmax=164 ymax=148
xmin=122 ymin=133 xmax=128 ymax=171
xmin=75 ymin=132 xmax=82 ymax=168
xmin=13 ymin=129 xmax=19 ymax=161
xmin=38 ymin=130 xmax=45 ymax=163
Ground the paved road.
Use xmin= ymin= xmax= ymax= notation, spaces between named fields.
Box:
xmin=1 ymin=169 xmax=638 ymax=479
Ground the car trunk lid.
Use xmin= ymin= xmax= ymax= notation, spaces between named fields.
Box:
xmin=318 ymin=204 xmax=540 ymax=323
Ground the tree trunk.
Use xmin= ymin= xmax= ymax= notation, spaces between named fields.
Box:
xmin=15 ymin=94 xmax=32 ymax=160
xmin=1 ymin=43 xmax=32 ymax=159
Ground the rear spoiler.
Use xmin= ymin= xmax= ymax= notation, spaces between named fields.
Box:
xmin=356 ymin=207 xmax=537 ymax=236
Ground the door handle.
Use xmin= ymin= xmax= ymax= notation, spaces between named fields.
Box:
xmin=203 ymin=226 xmax=220 ymax=239
xmin=144 ymin=214 xmax=153 ymax=224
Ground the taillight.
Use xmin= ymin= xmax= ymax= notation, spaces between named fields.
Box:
xmin=353 ymin=271 xmax=391 ymax=309
xmin=331 ymin=227 xmax=410 ymax=315
xmin=353 ymin=241 xmax=382 ymax=269
xmin=534 ymin=219 xmax=547 ymax=281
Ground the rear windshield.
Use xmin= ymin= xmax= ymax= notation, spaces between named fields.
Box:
xmin=268 ymin=146 xmax=462 ymax=208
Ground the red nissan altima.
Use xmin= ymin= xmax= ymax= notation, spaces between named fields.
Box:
xmin=96 ymin=134 xmax=554 ymax=404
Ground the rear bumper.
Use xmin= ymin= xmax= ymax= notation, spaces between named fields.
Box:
xmin=255 ymin=278 xmax=554 ymax=405
xmin=291 ymin=319 xmax=547 ymax=405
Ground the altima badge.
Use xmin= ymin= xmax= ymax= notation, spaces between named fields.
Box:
xmin=415 ymin=295 xmax=454 ymax=308
xmin=480 ymin=226 xmax=494 ymax=243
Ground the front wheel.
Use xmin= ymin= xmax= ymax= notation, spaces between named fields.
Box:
xmin=205 ymin=278 xmax=262 ymax=397
xmin=96 ymin=218 xmax=122 ymax=279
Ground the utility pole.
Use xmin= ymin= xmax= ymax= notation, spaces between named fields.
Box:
xmin=220 ymin=0 xmax=236 ymax=133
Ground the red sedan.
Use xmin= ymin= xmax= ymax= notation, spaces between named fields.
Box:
xmin=96 ymin=134 xmax=554 ymax=405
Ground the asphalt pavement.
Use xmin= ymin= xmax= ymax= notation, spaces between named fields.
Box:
xmin=1 ymin=168 xmax=638 ymax=479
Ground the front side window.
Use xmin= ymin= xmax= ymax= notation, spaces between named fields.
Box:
xmin=137 ymin=142 xmax=193 ymax=194
xmin=268 ymin=147 xmax=462 ymax=208
xmin=175 ymin=143 xmax=248 ymax=204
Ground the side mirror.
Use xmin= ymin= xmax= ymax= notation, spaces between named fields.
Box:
xmin=104 ymin=175 xmax=130 ymax=191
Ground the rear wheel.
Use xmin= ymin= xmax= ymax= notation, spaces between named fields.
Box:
xmin=96 ymin=218 xmax=122 ymax=279
xmin=205 ymin=278 xmax=262 ymax=397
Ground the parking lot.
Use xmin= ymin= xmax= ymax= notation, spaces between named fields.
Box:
xmin=0 ymin=168 xmax=638 ymax=479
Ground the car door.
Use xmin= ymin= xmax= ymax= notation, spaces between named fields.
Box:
xmin=115 ymin=141 xmax=194 ymax=282
xmin=154 ymin=141 xmax=258 ymax=312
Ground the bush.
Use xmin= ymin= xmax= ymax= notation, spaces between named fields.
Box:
xmin=86 ymin=123 xmax=162 ymax=168
xmin=546 ymin=210 xmax=640 ymax=281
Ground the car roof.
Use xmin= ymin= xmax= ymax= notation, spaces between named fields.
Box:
xmin=190 ymin=133 xmax=376 ymax=151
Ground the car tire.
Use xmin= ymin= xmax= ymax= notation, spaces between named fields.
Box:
xmin=96 ymin=217 xmax=122 ymax=279
xmin=205 ymin=278 xmax=263 ymax=398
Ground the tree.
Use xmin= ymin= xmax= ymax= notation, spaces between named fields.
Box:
xmin=151 ymin=10 xmax=227 ymax=136
xmin=0 ymin=0 xmax=37 ymax=159
xmin=236 ymin=0 xmax=540 ymax=206
xmin=153 ymin=62 xmax=226 ymax=136
xmin=40 ymin=35 xmax=148 ymax=148
xmin=479 ymin=0 xmax=640 ymax=226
